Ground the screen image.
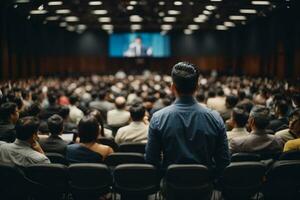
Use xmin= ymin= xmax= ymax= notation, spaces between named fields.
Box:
xmin=109 ymin=33 xmax=170 ymax=57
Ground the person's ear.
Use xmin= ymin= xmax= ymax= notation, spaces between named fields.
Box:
xmin=171 ymin=83 xmax=177 ymax=95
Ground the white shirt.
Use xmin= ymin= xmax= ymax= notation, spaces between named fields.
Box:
xmin=227 ymin=127 xmax=249 ymax=148
xmin=107 ymin=109 xmax=130 ymax=127
xmin=206 ymin=96 xmax=227 ymax=114
xmin=69 ymin=105 xmax=84 ymax=124
xmin=115 ymin=121 xmax=148 ymax=144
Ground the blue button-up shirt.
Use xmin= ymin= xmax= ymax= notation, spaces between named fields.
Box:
xmin=145 ymin=96 xmax=230 ymax=176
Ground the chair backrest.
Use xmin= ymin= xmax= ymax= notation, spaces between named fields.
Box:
xmin=0 ymin=162 xmax=28 ymax=199
xmin=46 ymin=152 xmax=69 ymax=165
xmin=264 ymin=160 xmax=300 ymax=200
xmin=114 ymin=164 xmax=159 ymax=196
xmin=24 ymin=163 xmax=69 ymax=199
xmin=97 ymin=137 xmax=119 ymax=152
xmin=105 ymin=152 xmax=145 ymax=167
xmin=231 ymin=153 xmax=261 ymax=162
xmin=165 ymin=164 xmax=213 ymax=200
xmin=279 ymin=150 xmax=300 ymax=160
xmin=118 ymin=143 xmax=146 ymax=154
xmin=220 ymin=162 xmax=266 ymax=200
xmin=68 ymin=163 xmax=112 ymax=200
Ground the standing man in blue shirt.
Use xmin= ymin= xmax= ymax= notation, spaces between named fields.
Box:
xmin=145 ymin=62 xmax=230 ymax=177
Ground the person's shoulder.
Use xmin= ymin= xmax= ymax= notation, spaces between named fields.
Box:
xmin=152 ymin=104 xmax=175 ymax=118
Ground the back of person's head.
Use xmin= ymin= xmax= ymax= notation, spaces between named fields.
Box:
xmin=196 ymin=93 xmax=205 ymax=103
xmin=232 ymin=107 xmax=249 ymax=128
xmin=48 ymin=93 xmax=57 ymax=105
xmin=238 ymin=90 xmax=246 ymax=100
xmin=0 ymin=102 xmax=18 ymax=123
xmin=130 ymin=103 xmax=145 ymax=122
xmin=98 ymin=90 xmax=107 ymax=100
xmin=275 ymin=100 xmax=289 ymax=117
xmin=26 ymin=103 xmax=41 ymax=117
xmin=216 ymin=88 xmax=225 ymax=97
xmin=59 ymin=106 xmax=70 ymax=119
xmin=69 ymin=95 xmax=78 ymax=105
xmin=292 ymin=93 xmax=300 ymax=107
xmin=171 ymin=62 xmax=199 ymax=95
xmin=226 ymin=95 xmax=239 ymax=109
xmin=115 ymin=96 xmax=126 ymax=109
xmin=15 ymin=116 xmax=40 ymax=141
xmin=249 ymin=105 xmax=270 ymax=130
xmin=47 ymin=114 xmax=63 ymax=136
xmin=288 ymin=109 xmax=300 ymax=135
xmin=88 ymin=109 xmax=105 ymax=137
xmin=78 ymin=116 xmax=99 ymax=143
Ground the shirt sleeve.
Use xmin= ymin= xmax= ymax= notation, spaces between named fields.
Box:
xmin=213 ymin=120 xmax=231 ymax=176
xmin=145 ymin=116 xmax=162 ymax=167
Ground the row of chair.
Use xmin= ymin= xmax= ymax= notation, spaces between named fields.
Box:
xmin=1 ymin=160 xmax=300 ymax=200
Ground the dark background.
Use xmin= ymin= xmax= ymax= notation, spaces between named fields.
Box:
xmin=0 ymin=0 xmax=299 ymax=80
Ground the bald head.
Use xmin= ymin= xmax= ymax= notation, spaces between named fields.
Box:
xmin=115 ymin=96 xmax=126 ymax=109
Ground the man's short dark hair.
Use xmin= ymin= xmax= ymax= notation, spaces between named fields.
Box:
xmin=98 ymin=90 xmax=107 ymax=100
xmin=226 ymin=95 xmax=239 ymax=109
xmin=47 ymin=114 xmax=63 ymax=135
xmin=59 ymin=106 xmax=70 ymax=119
xmin=0 ymin=102 xmax=17 ymax=121
xmin=48 ymin=93 xmax=57 ymax=105
xmin=69 ymin=95 xmax=78 ymax=105
xmin=275 ymin=100 xmax=289 ymax=116
xmin=171 ymin=62 xmax=199 ymax=95
xmin=250 ymin=106 xmax=270 ymax=129
xmin=78 ymin=116 xmax=99 ymax=143
xmin=232 ymin=108 xmax=249 ymax=127
xmin=130 ymin=104 xmax=145 ymax=121
xmin=15 ymin=117 xmax=40 ymax=140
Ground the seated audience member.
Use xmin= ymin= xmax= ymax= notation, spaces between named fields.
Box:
xmin=221 ymin=95 xmax=239 ymax=122
xmin=69 ymin=95 xmax=84 ymax=124
xmin=292 ymin=93 xmax=300 ymax=110
xmin=39 ymin=93 xmax=61 ymax=120
xmin=0 ymin=117 xmax=50 ymax=166
xmin=276 ymin=109 xmax=300 ymax=145
xmin=107 ymin=96 xmax=130 ymax=127
xmin=115 ymin=104 xmax=148 ymax=144
xmin=89 ymin=110 xmax=113 ymax=138
xmin=39 ymin=114 xmax=68 ymax=155
xmin=59 ymin=106 xmax=77 ymax=132
xmin=0 ymin=102 xmax=19 ymax=143
xmin=267 ymin=100 xmax=289 ymax=132
xmin=230 ymin=106 xmax=283 ymax=154
xmin=196 ymin=93 xmax=207 ymax=108
xmin=227 ymin=108 xmax=249 ymax=147
xmin=283 ymin=109 xmax=300 ymax=152
xmin=66 ymin=116 xmax=113 ymax=163
xmin=206 ymin=88 xmax=227 ymax=114
xmin=145 ymin=62 xmax=230 ymax=177
xmin=89 ymin=90 xmax=115 ymax=116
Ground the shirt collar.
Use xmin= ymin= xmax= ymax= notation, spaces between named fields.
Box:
xmin=231 ymin=127 xmax=247 ymax=132
xmin=174 ymin=96 xmax=197 ymax=105
xmin=14 ymin=139 xmax=31 ymax=147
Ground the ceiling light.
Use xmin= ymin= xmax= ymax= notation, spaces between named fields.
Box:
xmin=130 ymin=15 xmax=143 ymax=22
xmin=48 ymin=1 xmax=63 ymax=6
xmin=210 ymin=0 xmax=222 ymax=1
xmin=194 ymin=15 xmax=207 ymax=22
xmin=38 ymin=5 xmax=44 ymax=10
xmin=46 ymin=16 xmax=60 ymax=21
xmin=77 ymin=24 xmax=87 ymax=30
xmin=158 ymin=12 xmax=165 ymax=17
xmin=30 ymin=10 xmax=47 ymax=14
xmin=16 ymin=0 xmax=30 ymax=3
xmin=92 ymin=10 xmax=108 ymax=15
xmin=240 ymin=9 xmax=257 ymax=14
xmin=206 ymin=5 xmax=217 ymax=10
xmin=129 ymin=1 xmax=138 ymax=5
xmin=131 ymin=24 xmax=142 ymax=30
xmin=89 ymin=1 xmax=102 ymax=6
xmin=203 ymin=10 xmax=212 ymax=15
xmin=67 ymin=26 xmax=75 ymax=32
xmin=251 ymin=1 xmax=270 ymax=5
xmin=65 ymin=16 xmax=79 ymax=22
xmin=224 ymin=21 xmax=235 ymax=27
xmin=102 ymin=24 xmax=113 ymax=30
xmin=216 ymin=25 xmax=228 ymax=30
xmin=98 ymin=17 xmax=111 ymax=22
xmin=56 ymin=9 xmax=71 ymax=14
xmin=168 ymin=10 xmax=181 ymax=15
xmin=59 ymin=22 xmax=67 ymax=27
xmin=158 ymin=1 xmax=165 ymax=5
xmin=229 ymin=15 xmax=246 ymax=20
xmin=174 ymin=1 xmax=183 ymax=6
xmin=184 ymin=29 xmax=193 ymax=35
xmin=188 ymin=24 xmax=199 ymax=30
xmin=163 ymin=16 xmax=176 ymax=22
xmin=161 ymin=24 xmax=172 ymax=30
xmin=127 ymin=6 xmax=134 ymax=10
